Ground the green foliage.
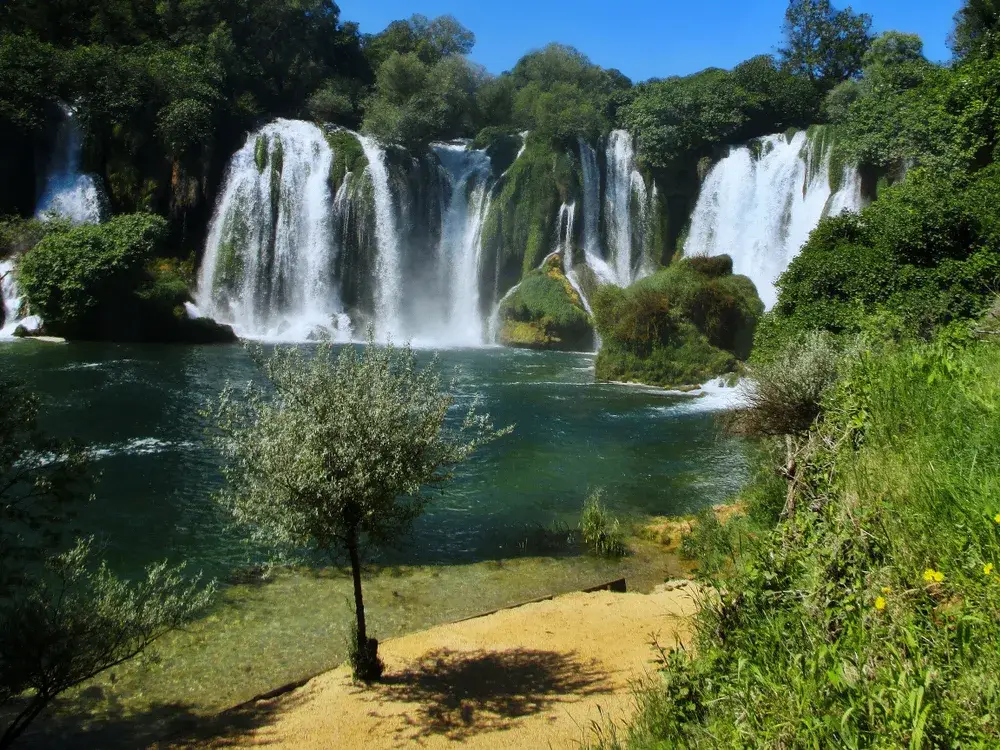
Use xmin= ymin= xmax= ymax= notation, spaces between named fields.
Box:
xmin=623 ymin=57 xmax=819 ymax=171
xmin=580 ymin=491 xmax=628 ymax=558
xmin=835 ymin=39 xmax=1000 ymax=175
xmin=307 ymin=76 xmax=366 ymax=128
xmin=592 ymin=257 xmax=763 ymax=387
xmin=17 ymin=213 xmax=167 ymax=335
xmin=362 ymin=52 xmax=482 ymax=149
xmin=480 ymin=139 xmax=562 ymax=286
xmin=499 ymin=255 xmax=593 ymax=351
xmin=0 ymin=376 xmax=213 ymax=748
xmin=207 ymin=337 xmax=508 ymax=681
xmin=618 ymin=334 xmax=1000 ymax=747
xmin=363 ymin=14 xmax=475 ymax=70
xmin=325 ymin=129 xmax=368 ymax=194
xmin=950 ymin=0 xmax=1000 ymax=61
xmin=770 ymin=164 xmax=1000 ymax=342
xmin=778 ymin=0 xmax=874 ymax=86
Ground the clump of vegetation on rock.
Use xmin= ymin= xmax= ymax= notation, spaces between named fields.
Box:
xmin=498 ymin=254 xmax=593 ymax=351
xmin=593 ymin=255 xmax=763 ymax=387
xmin=17 ymin=213 xmax=234 ymax=343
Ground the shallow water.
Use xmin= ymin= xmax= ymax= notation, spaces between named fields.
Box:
xmin=1 ymin=341 xmax=747 ymax=577
xmin=1 ymin=340 xmax=745 ymax=742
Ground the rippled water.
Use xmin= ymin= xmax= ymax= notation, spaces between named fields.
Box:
xmin=2 ymin=341 xmax=747 ymax=578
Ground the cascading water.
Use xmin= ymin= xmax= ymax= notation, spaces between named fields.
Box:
xmin=578 ymin=139 xmax=617 ymax=284
xmin=557 ymin=203 xmax=594 ymax=318
xmin=36 ymin=104 xmax=105 ymax=225
xmin=356 ymin=134 xmax=404 ymax=342
xmin=3 ymin=105 xmax=104 ymax=338
xmin=605 ymin=130 xmax=649 ymax=287
xmin=425 ymin=142 xmax=493 ymax=346
xmin=197 ymin=119 xmax=345 ymax=340
xmin=685 ymin=130 xmax=863 ymax=309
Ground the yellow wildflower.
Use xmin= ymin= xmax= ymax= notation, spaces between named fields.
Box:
xmin=995 ymin=512 xmax=1000 ymax=524
xmin=934 ymin=570 xmax=944 ymax=583
xmin=923 ymin=568 xmax=945 ymax=583
xmin=881 ymin=586 xmax=892 ymax=594
xmin=985 ymin=563 xmax=995 ymax=576
xmin=874 ymin=596 xmax=887 ymax=611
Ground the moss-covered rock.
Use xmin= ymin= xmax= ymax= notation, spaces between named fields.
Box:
xmin=592 ymin=255 xmax=763 ymax=387
xmin=473 ymin=127 xmax=522 ymax=177
xmin=325 ymin=128 xmax=368 ymax=194
xmin=498 ymin=254 xmax=594 ymax=351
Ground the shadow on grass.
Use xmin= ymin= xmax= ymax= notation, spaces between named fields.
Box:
xmin=378 ymin=647 xmax=612 ymax=741
xmin=6 ymin=684 xmax=299 ymax=749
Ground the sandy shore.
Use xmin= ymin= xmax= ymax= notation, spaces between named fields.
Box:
xmin=190 ymin=583 xmax=699 ymax=749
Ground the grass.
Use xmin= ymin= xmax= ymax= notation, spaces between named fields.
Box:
xmin=607 ymin=330 xmax=1000 ymax=748
xmin=580 ymin=491 xmax=629 ymax=558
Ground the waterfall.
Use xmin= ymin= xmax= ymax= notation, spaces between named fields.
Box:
xmin=197 ymin=119 xmax=344 ymax=340
xmin=426 ymin=142 xmax=492 ymax=347
xmin=356 ymin=134 xmax=404 ymax=342
xmin=685 ymin=130 xmax=863 ymax=309
xmin=2 ymin=105 xmax=103 ymax=338
xmin=557 ymin=203 xmax=594 ymax=318
xmin=578 ymin=139 xmax=617 ymax=284
xmin=605 ymin=130 xmax=649 ymax=287
xmin=36 ymin=104 xmax=104 ymax=225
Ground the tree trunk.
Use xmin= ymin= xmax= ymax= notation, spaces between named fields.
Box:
xmin=1 ymin=693 xmax=51 ymax=750
xmin=347 ymin=530 xmax=366 ymax=652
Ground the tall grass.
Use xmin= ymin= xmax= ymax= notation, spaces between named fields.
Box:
xmin=613 ymin=333 xmax=1000 ymax=748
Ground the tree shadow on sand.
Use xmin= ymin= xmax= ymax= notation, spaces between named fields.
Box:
xmin=6 ymin=684 xmax=300 ymax=749
xmin=377 ymin=648 xmax=613 ymax=741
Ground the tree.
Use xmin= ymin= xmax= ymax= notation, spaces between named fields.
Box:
xmin=0 ymin=376 xmax=213 ymax=749
xmin=207 ymin=339 xmax=508 ymax=680
xmin=951 ymin=0 xmax=1000 ymax=60
xmin=779 ymin=0 xmax=873 ymax=86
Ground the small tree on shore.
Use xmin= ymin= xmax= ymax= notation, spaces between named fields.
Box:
xmin=0 ymin=376 xmax=213 ymax=749
xmin=207 ymin=338 xmax=508 ymax=681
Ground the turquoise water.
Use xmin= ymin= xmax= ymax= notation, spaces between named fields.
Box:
xmin=1 ymin=341 xmax=747 ymax=579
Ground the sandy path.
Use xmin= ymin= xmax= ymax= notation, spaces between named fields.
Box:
xmin=209 ymin=584 xmax=699 ymax=749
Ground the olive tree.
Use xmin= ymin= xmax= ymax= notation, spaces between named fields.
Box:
xmin=207 ymin=339 xmax=508 ymax=680
xmin=0 ymin=376 xmax=213 ymax=749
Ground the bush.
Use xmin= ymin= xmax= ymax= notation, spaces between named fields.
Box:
xmin=618 ymin=333 xmax=1000 ymax=747
xmin=580 ymin=491 xmax=628 ymax=558
xmin=726 ymin=331 xmax=844 ymax=437
xmin=770 ymin=164 xmax=1000 ymax=346
xmin=16 ymin=213 xmax=234 ymax=342
xmin=592 ymin=257 xmax=763 ymax=387
xmin=18 ymin=213 xmax=168 ymax=337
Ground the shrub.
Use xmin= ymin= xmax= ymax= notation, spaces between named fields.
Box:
xmin=18 ymin=213 xmax=168 ymax=337
xmin=580 ymin=491 xmax=628 ymax=558
xmin=726 ymin=330 xmax=843 ymax=437
xmin=593 ymin=257 xmax=762 ymax=387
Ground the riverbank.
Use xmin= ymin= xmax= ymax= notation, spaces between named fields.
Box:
xmin=177 ymin=584 xmax=700 ymax=749
xmin=11 ymin=541 xmax=693 ymax=749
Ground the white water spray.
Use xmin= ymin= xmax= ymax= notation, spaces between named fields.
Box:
xmin=197 ymin=119 xmax=343 ymax=340
xmin=685 ymin=130 xmax=863 ymax=309
xmin=427 ymin=142 xmax=493 ymax=346
xmin=356 ymin=134 xmax=404 ymax=341
xmin=605 ymin=130 xmax=649 ymax=287
xmin=36 ymin=104 xmax=104 ymax=225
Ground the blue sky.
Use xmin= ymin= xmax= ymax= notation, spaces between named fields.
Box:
xmin=337 ymin=0 xmax=963 ymax=82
